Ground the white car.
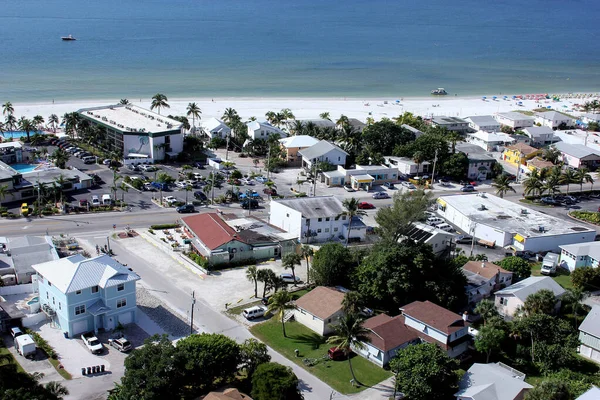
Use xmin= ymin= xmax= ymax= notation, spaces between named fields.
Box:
xmin=175 ymin=181 xmax=188 ymax=188
xmin=280 ymin=273 xmax=301 ymax=284
xmin=255 ymin=176 xmax=267 ymax=183
xmin=372 ymin=192 xmax=390 ymax=199
xmin=163 ymin=196 xmax=178 ymax=205
xmin=91 ymin=195 xmax=100 ymax=206
xmin=241 ymin=178 xmax=255 ymax=186
xmin=401 ymin=181 xmax=416 ymax=190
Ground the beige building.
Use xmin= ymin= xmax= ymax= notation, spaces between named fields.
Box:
xmin=294 ymin=286 xmax=345 ymax=335
xmin=278 ymin=135 xmax=319 ymax=166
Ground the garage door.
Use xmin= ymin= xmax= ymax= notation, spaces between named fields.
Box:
xmin=118 ymin=312 xmax=132 ymax=325
xmin=71 ymin=320 xmax=88 ymax=335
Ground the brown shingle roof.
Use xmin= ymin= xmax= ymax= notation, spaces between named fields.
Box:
xmin=202 ymin=388 xmax=252 ymax=400
xmin=527 ymin=157 xmax=554 ymax=170
xmin=183 ymin=213 xmax=240 ymax=250
xmin=294 ymin=286 xmax=344 ymax=320
xmin=364 ymin=314 xmax=419 ymax=351
xmin=506 ymin=143 xmax=539 ymax=155
xmin=401 ymin=300 xmax=467 ymax=334
xmin=462 ymin=261 xmax=511 ymax=280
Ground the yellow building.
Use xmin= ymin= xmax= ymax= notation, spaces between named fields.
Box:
xmin=526 ymin=157 xmax=554 ymax=173
xmin=502 ymin=143 xmax=541 ymax=166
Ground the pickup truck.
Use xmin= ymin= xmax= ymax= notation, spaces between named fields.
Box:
xmin=81 ymin=332 xmax=103 ymax=354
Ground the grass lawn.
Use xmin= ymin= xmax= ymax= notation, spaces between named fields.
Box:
xmin=49 ymin=357 xmax=72 ymax=380
xmin=0 ymin=345 xmax=25 ymax=373
xmin=531 ymin=262 xmax=573 ymax=289
xmin=251 ymin=319 xmax=391 ymax=395
xmin=228 ymin=288 xmax=312 ymax=316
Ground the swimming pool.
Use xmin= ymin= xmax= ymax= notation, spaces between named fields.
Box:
xmin=1 ymin=131 xmax=38 ymax=139
xmin=11 ymin=164 xmax=40 ymax=173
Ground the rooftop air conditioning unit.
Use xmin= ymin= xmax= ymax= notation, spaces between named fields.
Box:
xmin=478 ymin=205 xmax=487 ymax=211
xmin=538 ymin=226 xmax=545 ymax=232
xmin=521 ymin=209 xmax=528 ymax=215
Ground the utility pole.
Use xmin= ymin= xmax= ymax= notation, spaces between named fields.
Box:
xmin=106 ymin=237 xmax=111 ymax=253
xmin=312 ymin=160 xmax=318 ymax=197
xmin=211 ymin=170 xmax=216 ymax=204
xmin=190 ymin=291 xmax=196 ymax=335
xmin=430 ymin=149 xmax=439 ymax=188
xmin=225 ymin=133 xmax=230 ymax=161
xmin=266 ymin=145 xmax=271 ymax=181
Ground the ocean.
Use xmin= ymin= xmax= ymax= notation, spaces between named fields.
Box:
xmin=1 ymin=0 xmax=599 ymax=102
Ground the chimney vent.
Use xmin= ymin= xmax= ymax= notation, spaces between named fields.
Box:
xmin=481 ymin=262 xmax=485 ymax=268
xmin=462 ymin=311 xmax=468 ymax=321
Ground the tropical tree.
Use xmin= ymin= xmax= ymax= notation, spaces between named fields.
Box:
xmin=562 ymin=287 xmax=586 ymax=329
xmin=542 ymin=174 xmax=561 ymax=196
xmin=542 ymin=146 xmax=562 ymax=164
xmin=523 ymin=169 xmax=544 ymax=197
xmin=51 ymin=148 xmax=70 ymax=169
xmin=319 ymin=112 xmax=331 ymax=121
xmin=474 ymin=299 xmax=500 ymax=325
xmin=560 ymin=168 xmax=578 ymax=194
xmin=150 ymin=93 xmax=169 ymax=115
xmin=44 ymin=381 xmax=69 ymax=398
xmin=266 ymin=290 xmax=295 ymax=337
xmin=184 ymin=184 xmax=193 ymax=203
xmin=574 ymin=167 xmax=594 ymax=193
xmin=62 ymin=112 xmax=80 ymax=138
xmin=282 ymin=253 xmax=301 ymax=285
xmin=119 ymin=99 xmax=130 ymax=105
xmin=2 ymin=101 xmax=14 ymax=116
xmin=32 ymin=115 xmax=44 ymax=131
xmin=257 ymin=268 xmax=275 ymax=298
xmin=413 ymin=151 xmax=424 ymax=177
xmin=336 ymin=114 xmax=349 ymax=129
xmin=475 ymin=324 xmax=505 ymax=363
xmin=339 ymin=198 xmax=367 ymax=247
xmin=492 ymin=174 xmax=516 ymax=198
xmin=54 ymin=174 xmax=67 ymax=204
xmin=48 ymin=114 xmax=59 ymax=133
xmin=4 ymin=114 xmax=16 ymax=132
xmin=18 ymin=117 xmax=35 ymax=141
xmin=446 ymin=131 xmax=462 ymax=153
xmin=0 ymin=184 xmax=8 ymax=207
xmin=300 ymin=245 xmax=314 ymax=283
xmin=222 ymin=108 xmax=240 ymax=125
xmin=342 ymin=291 xmax=365 ymax=315
xmin=327 ymin=313 xmax=371 ymax=385
xmin=186 ymin=102 xmax=201 ymax=132
xmin=246 ymin=265 xmax=259 ymax=298
xmin=522 ymin=289 xmax=557 ymax=316
xmin=119 ymin=181 xmax=129 ymax=209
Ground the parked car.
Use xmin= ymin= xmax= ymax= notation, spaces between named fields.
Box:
xmin=193 ymin=161 xmax=205 ymax=169
xmin=82 ymin=156 xmax=96 ymax=164
xmin=143 ymin=182 xmax=156 ymax=191
xmin=194 ymin=191 xmax=208 ymax=201
xmin=20 ymin=203 xmax=29 ymax=215
xmin=175 ymin=181 xmax=188 ymax=189
xmin=438 ymin=178 xmax=451 ymax=186
xmin=91 ymin=195 xmax=100 ymax=206
xmin=426 ymin=217 xmax=444 ymax=226
xmin=436 ymin=223 xmax=453 ymax=232
xmin=461 ymin=185 xmax=475 ymax=192
xmin=263 ymin=188 xmax=278 ymax=196
xmin=140 ymin=164 xmax=157 ymax=172
xmin=383 ymin=182 xmax=395 ymax=189
xmin=79 ymin=199 xmax=89 ymax=207
xmin=176 ymin=204 xmax=195 ymax=213
xmin=81 ymin=332 xmax=103 ymax=354
xmin=343 ymin=185 xmax=355 ymax=192
xmin=372 ymin=192 xmax=390 ymax=199
xmin=10 ymin=327 xmax=23 ymax=339
xmin=163 ymin=196 xmax=178 ymax=205
xmin=328 ymin=347 xmax=346 ymax=361
xmin=255 ymin=176 xmax=268 ymax=183
xmin=280 ymin=273 xmax=301 ymax=284
xmin=241 ymin=178 xmax=255 ymax=186
xmin=108 ymin=336 xmax=132 ymax=352
xmin=241 ymin=199 xmax=259 ymax=209
xmin=455 ymin=234 xmax=473 ymax=244
xmin=103 ymin=159 xmax=111 ymax=165
xmin=401 ymin=181 xmax=416 ymax=190
xmin=243 ymin=306 xmax=266 ymax=320
xmin=102 ymin=194 xmax=112 ymax=205
xmin=541 ymin=197 xmax=561 ymax=206
xmin=127 ymin=164 xmax=139 ymax=171
xmin=358 ymin=202 xmax=375 ymax=209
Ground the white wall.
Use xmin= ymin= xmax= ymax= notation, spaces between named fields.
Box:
xmin=294 ymin=308 xmax=342 ymax=335
xmin=269 ymin=202 xmax=303 ymax=240
xmin=523 ymin=231 xmax=596 ymax=253
xmin=438 ymin=203 xmax=512 ymax=246
xmin=0 ymin=283 xmax=34 ymax=295
xmin=495 ymin=293 xmax=522 ymax=319
xmin=403 ymin=315 xmax=449 ymax=344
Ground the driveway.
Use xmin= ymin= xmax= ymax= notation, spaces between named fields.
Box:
xmin=3 ymin=334 xmax=61 ymax=384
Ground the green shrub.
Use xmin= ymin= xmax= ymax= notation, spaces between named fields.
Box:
xmin=570 ymin=211 xmax=600 ymax=225
xmin=1 ymin=212 xmax=7 ymax=217
xmin=130 ymin=179 xmax=144 ymax=190
xmin=25 ymin=329 xmax=56 ymax=359
xmin=148 ymin=228 xmax=155 ymax=235
xmin=150 ymin=223 xmax=180 ymax=230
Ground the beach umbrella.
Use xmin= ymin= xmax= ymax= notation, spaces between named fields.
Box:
xmin=396 ymin=100 xmax=400 ymax=103
xmin=492 ymin=96 xmax=497 ymax=100
xmin=482 ymin=96 xmax=486 ymax=100
xmin=512 ymin=95 xmax=517 ymax=99
xmin=503 ymin=96 xmax=508 ymax=99
xmin=547 ymin=106 xmax=552 ymax=109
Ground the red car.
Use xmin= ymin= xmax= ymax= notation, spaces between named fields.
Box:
xmin=328 ymin=347 xmax=347 ymax=361
xmin=358 ymin=202 xmax=375 ymax=209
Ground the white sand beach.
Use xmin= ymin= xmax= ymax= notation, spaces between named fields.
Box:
xmin=8 ymin=94 xmax=598 ymax=125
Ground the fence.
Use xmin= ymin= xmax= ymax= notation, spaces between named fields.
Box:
xmin=0 ymin=283 xmax=34 ymax=296
xmin=22 ymin=313 xmax=47 ymax=328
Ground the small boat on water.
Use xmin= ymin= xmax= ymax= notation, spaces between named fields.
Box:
xmin=431 ymin=88 xmax=448 ymax=95
xmin=61 ymin=35 xmax=76 ymax=41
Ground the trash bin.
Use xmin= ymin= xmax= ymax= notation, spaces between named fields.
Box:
xmin=63 ymin=332 xmax=68 ymax=338
xmin=81 ymin=367 xmax=86 ymax=375
xmin=101 ymin=364 xmax=105 ymax=372
xmin=87 ymin=367 xmax=91 ymax=375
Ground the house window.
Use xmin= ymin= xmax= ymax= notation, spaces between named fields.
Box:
xmin=52 ymin=297 xmax=55 ymax=305
xmin=328 ymin=318 xmax=332 ymax=323
xmin=335 ymin=216 xmax=340 ymax=221
xmin=334 ymin=227 xmax=338 ymax=232
xmin=117 ymin=284 xmax=125 ymax=291
xmin=76 ymin=290 xmax=82 ymax=295
xmin=342 ymin=216 xmax=347 ymax=220
xmin=499 ymin=297 xmax=505 ymax=305
xmin=58 ymin=303 xmax=61 ymax=310
xmin=325 ymin=228 xmax=330 ymax=233
xmin=286 ymin=213 xmax=289 ymax=217
xmin=117 ymin=299 xmax=127 ymax=308
xmin=306 ymin=219 xmax=310 ymax=224
xmin=46 ymin=292 xmax=49 ymax=299
xmin=75 ymin=305 xmax=86 ymax=315
xmin=317 ymin=229 xmax=322 ymax=233
xmin=318 ymin=218 xmax=322 ymax=222
xmin=91 ymin=286 xmax=99 ymax=294
xmin=326 ymin=217 xmax=330 ymax=221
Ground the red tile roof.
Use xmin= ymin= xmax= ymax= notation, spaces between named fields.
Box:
xmin=363 ymin=314 xmax=419 ymax=352
xmin=400 ymin=300 xmax=467 ymax=335
xmin=462 ymin=261 xmax=511 ymax=280
xmin=183 ymin=213 xmax=240 ymax=250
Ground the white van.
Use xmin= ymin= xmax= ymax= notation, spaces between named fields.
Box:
xmin=15 ymin=334 xmax=36 ymax=358
xmin=82 ymin=156 xmax=95 ymax=164
xmin=426 ymin=217 xmax=444 ymax=226
xmin=436 ymin=223 xmax=454 ymax=232
xmin=541 ymin=252 xmax=560 ymax=275
xmin=242 ymin=306 xmax=266 ymax=320
xmin=101 ymin=194 xmax=112 ymax=205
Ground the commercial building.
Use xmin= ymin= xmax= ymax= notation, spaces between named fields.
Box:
xmin=579 ymin=305 xmax=600 ymax=363
xmin=436 ymin=193 xmax=596 ymax=252
xmin=321 ymin=164 xmax=399 ymax=190
xmin=0 ymin=142 xmax=23 ymax=164
xmin=559 ymin=241 xmax=600 ymax=272
xmin=464 ymin=115 xmax=501 ymax=132
xmin=33 ymin=254 xmax=140 ymax=337
xmin=494 ymin=112 xmax=535 ymax=130
xmin=278 ymin=135 xmax=319 ymax=166
xmin=269 ymin=196 xmax=366 ymax=243
xmin=431 ymin=116 xmax=470 ymax=133
xmin=455 ymin=363 xmax=532 ymax=400
xmin=494 ymin=276 xmax=565 ymax=319
xmin=78 ymin=104 xmax=184 ymax=163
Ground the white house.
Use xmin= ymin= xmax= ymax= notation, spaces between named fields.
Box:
xmin=200 ymin=117 xmax=231 ymax=139
xmin=577 ymin=386 xmax=600 ymax=400
xmin=298 ymin=140 xmax=348 ymax=170
xmin=495 ymin=112 xmax=535 ymax=130
xmin=535 ymin=111 xmax=575 ymax=129
xmin=464 ymin=153 xmax=496 ymax=180
xmin=522 ymin=126 xmax=557 ymax=147
xmin=582 ymin=113 xmax=600 ymax=125
xmin=404 ymin=223 xmax=455 ymax=255
xmin=464 ymin=115 xmax=501 ymax=132
xmin=383 ymin=156 xmax=431 ymax=176
xmin=579 ymin=305 xmax=600 ymax=364
xmin=559 ymin=242 xmax=600 ymax=272
xmin=462 ymin=261 xmax=513 ymax=305
xmin=400 ymin=300 xmax=470 ymax=358
xmin=293 ymin=286 xmax=345 ymax=335
xmin=553 ymin=142 xmax=600 ymax=169
xmin=246 ymin=121 xmax=287 ymax=140
xmin=269 ymin=196 xmax=366 ymax=243
xmin=437 ymin=194 xmax=596 ymax=252
xmin=494 ymin=276 xmax=565 ymax=319
xmin=455 ymin=362 xmax=532 ymax=400
xmin=466 ymin=131 xmax=515 ymax=152
xmin=431 ymin=116 xmax=470 ymax=133
xmin=321 ymin=164 xmax=399 ymax=190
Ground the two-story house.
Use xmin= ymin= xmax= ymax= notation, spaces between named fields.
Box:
xmin=269 ymin=196 xmax=366 ymax=243
xmin=494 ymin=112 xmax=535 ymax=130
xmin=384 ymin=156 xmax=431 ymax=177
xmin=400 ymin=300 xmax=470 ymax=358
xmin=522 ymin=126 xmax=557 ymax=147
xmin=466 ymin=131 xmax=515 ymax=152
xmin=502 ymin=143 xmax=541 ymax=168
xmin=246 ymin=121 xmax=287 ymax=141
xmin=494 ymin=276 xmax=565 ymax=320
xmin=579 ymin=305 xmax=600 ymax=363
xmin=298 ymin=140 xmax=348 ymax=171
xmin=534 ymin=111 xmax=575 ymax=129
xmin=200 ymin=117 xmax=231 ymax=139
xmin=431 ymin=116 xmax=470 ymax=133
xmin=294 ymin=286 xmax=345 ymax=335
xmin=553 ymin=142 xmax=600 ymax=169
xmin=32 ymin=254 xmax=140 ymax=337
xmin=462 ymin=261 xmax=513 ymax=305
xmin=464 ymin=115 xmax=501 ymax=132
xmin=559 ymin=241 xmax=600 ymax=272
xmin=278 ymin=135 xmax=319 ymax=166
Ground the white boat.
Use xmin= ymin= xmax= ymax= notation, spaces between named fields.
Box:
xmin=61 ymin=35 xmax=76 ymax=41
xmin=431 ymin=88 xmax=447 ymax=95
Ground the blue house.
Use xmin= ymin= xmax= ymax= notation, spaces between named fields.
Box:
xmin=32 ymin=254 xmax=140 ymax=337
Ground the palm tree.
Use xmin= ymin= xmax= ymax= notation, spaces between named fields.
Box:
xmin=342 ymin=291 xmax=365 ymax=315
xmin=327 ymin=314 xmax=371 ymax=385
xmin=184 ymin=184 xmax=193 ymax=203
xmin=119 ymin=182 xmax=129 ymax=209
xmin=300 ymin=245 xmax=314 ymax=283
xmin=264 ymin=180 xmax=276 ymax=198
xmin=51 ymin=148 xmax=70 ymax=169
xmin=45 ymin=381 xmax=69 ymax=399
xmin=280 ymin=108 xmax=295 ymax=121
xmin=4 ymin=114 xmax=16 ymax=133
xmin=542 ymin=146 xmax=561 ymax=164
xmin=119 ymin=99 xmax=130 ymax=105
xmin=289 ymin=120 xmax=305 ymax=136
xmin=246 ymin=265 xmax=259 ymax=298
xmin=282 ymin=253 xmax=301 ymax=285
xmin=339 ymin=198 xmax=367 ymax=247
xmin=55 ymin=174 xmax=67 ymax=204
xmin=32 ymin=115 xmax=44 ymax=131
xmin=492 ymin=174 xmax=516 ymax=198
xmin=336 ymin=115 xmax=349 ymax=129
xmin=2 ymin=101 xmax=14 ymax=116
xmin=523 ymin=169 xmax=543 ymax=197
xmin=267 ymin=290 xmax=295 ymax=337
xmin=62 ymin=112 xmax=80 ymax=139
xmin=446 ymin=131 xmax=462 ymax=153
xmin=48 ymin=114 xmax=59 ymax=133
xmin=474 ymin=299 xmax=499 ymax=326
xmin=186 ymin=102 xmax=202 ymax=133
xmin=575 ymin=167 xmax=594 ymax=193
xmin=0 ymin=184 xmax=8 ymax=207
xmin=320 ymin=112 xmax=331 ymax=121
xmin=563 ymin=288 xmax=586 ymax=329
xmin=413 ymin=151 xmax=424 ymax=178
xmin=560 ymin=168 xmax=578 ymax=194
xmin=17 ymin=117 xmax=33 ymax=141
xmin=542 ymin=174 xmax=561 ymax=196
xmin=150 ymin=93 xmax=169 ymax=115
xmin=222 ymin=108 xmax=240 ymax=125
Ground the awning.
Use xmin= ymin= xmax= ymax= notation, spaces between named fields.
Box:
xmin=86 ymin=299 xmax=111 ymax=316
xmin=126 ymin=153 xmax=149 ymax=158
xmin=437 ymin=198 xmax=447 ymax=207
xmin=351 ymin=174 xmax=374 ymax=183
xmin=514 ymin=234 xmax=525 ymax=243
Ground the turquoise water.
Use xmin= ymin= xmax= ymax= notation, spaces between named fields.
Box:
xmin=11 ymin=164 xmax=39 ymax=173
xmin=2 ymin=131 xmax=29 ymax=139
xmin=0 ymin=0 xmax=599 ymax=101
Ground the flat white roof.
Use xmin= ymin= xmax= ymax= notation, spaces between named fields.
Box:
xmin=468 ymin=131 xmax=515 ymax=143
xmin=78 ymin=104 xmax=182 ymax=135
xmin=0 ymin=142 xmax=22 ymax=149
xmin=279 ymin=135 xmax=319 ymax=149
xmin=440 ymin=193 xmax=594 ymax=238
